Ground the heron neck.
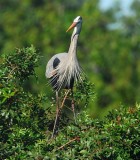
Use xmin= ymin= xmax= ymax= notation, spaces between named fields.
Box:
xmin=68 ymin=34 xmax=79 ymax=58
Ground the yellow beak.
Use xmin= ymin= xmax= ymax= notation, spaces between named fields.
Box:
xmin=66 ymin=22 xmax=77 ymax=32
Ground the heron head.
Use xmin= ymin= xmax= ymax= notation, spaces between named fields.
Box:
xmin=66 ymin=16 xmax=82 ymax=33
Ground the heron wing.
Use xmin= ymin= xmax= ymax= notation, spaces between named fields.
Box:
xmin=45 ymin=53 xmax=67 ymax=78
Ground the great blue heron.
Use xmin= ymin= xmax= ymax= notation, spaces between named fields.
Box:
xmin=46 ymin=16 xmax=83 ymax=138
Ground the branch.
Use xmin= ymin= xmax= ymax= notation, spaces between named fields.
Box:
xmin=60 ymin=89 xmax=70 ymax=109
xmin=56 ymin=137 xmax=80 ymax=150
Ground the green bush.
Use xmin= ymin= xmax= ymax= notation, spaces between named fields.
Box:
xmin=0 ymin=46 xmax=51 ymax=159
xmin=0 ymin=46 xmax=140 ymax=159
xmin=33 ymin=105 xmax=140 ymax=160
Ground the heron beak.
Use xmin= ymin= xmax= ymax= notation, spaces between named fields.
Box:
xmin=66 ymin=22 xmax=77 ymax=32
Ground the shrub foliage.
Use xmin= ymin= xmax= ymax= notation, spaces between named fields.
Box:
xmin=0 ymin=46 xmax=140 ymax=159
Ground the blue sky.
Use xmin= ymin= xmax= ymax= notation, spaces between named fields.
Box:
xmin=100 ymin=0 xmax=133 ymax=15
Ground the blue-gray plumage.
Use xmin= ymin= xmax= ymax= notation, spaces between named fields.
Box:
xmin=45 ymin=16 xmax=83 ymax=138
xmin=46 ymin=16 xmax=83 ymax=91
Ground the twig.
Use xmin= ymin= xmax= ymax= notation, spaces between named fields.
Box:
xmin=60 ymin=89 xmax=70 ymax=109
xmin=51 ymin=89 xmax=70 ymax=138
xmin=56 ymin=137 xmax=80 ymax=150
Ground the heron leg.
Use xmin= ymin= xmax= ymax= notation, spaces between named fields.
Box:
xmin=71 ymin=89 xmax=77 ymax=124
xmin=52 ymin=91 xmax=59 ymax=138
